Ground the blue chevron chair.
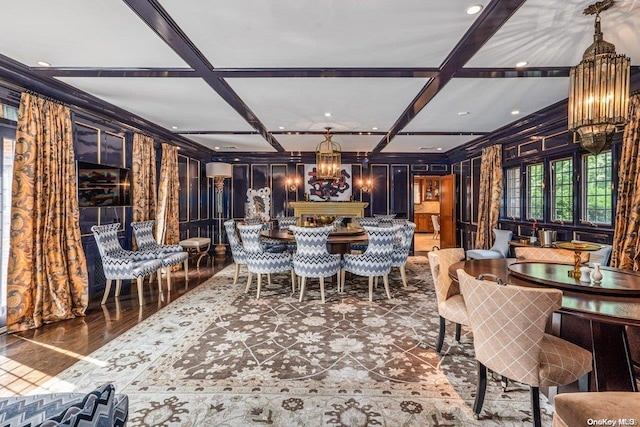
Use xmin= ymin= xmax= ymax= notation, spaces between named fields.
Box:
xmin=91 ymin=224 xmax=163 ymax=306
xmin=131 ymin=220 xmax=189 ymax=292
xmin=341 ymin=225 xmax=401 ymax=302
xmin=276 ymin=216 xmax=299 ymax=229
xmin=289 ymin=225 xmax=342 ymax=303
xmin=224 ymin=219 xmax=247 ymax=285
xmin=237 ymin=223 xmax=296 ymax=299
xmin=245 ymin=218 xmax=288 ymax=253
xmin=391 ymin=221 xmax=417 ymax=287
xmin=351 ymin=217 xmax=378 ymax=253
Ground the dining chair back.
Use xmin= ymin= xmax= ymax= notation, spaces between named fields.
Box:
xmin=225 ymin=220 xmax=247 ymax=285
xmin=391 ymin=221 xmax=417 ymax=287
xmin=571 ymin=240 xmax=613 ymax=266
xmin=276 ymin=216 xmax=299 ymax=229
xmin=514 ymin=247 xmax=589 ymax=264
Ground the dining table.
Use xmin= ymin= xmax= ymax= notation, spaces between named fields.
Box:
xmin=449 ymin=258 xmax=640 ymax=392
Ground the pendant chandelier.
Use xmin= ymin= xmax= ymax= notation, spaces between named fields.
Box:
xmin=315 ymin=127 xmax=342 ymax=180
xmin=568 ymin=0 xmax=630 ymax=155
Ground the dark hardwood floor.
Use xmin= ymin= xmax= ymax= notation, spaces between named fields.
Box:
xmin=0 ymin=254 xmax=230 ymax=397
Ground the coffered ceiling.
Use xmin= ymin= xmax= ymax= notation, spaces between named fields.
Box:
xmin=0 ymin=0 xmax=639 ymax=154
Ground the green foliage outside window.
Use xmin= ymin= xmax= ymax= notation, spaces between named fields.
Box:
xmin=583 ymin=151 xmax=612 ymax=224
xmin=552 ymin=158 xmax=573 ymax=222
xmin=527 ymin=163 xmax=544 ymax=220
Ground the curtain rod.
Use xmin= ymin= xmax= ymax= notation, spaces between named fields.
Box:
xmin=25 ymin=89 xmax=68 ymax=107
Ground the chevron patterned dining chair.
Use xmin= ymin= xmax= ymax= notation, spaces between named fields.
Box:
xmin=341 ymin=224 xmax=401 ymax=302
xmin=391 ymin=221 xmax=417 ymax=287
xmin=289 ymin=225 xmax=342 ymax=303
xmin=237 ymin=223 xmax=296 ymax=299
xmin=91 ymin=224 xmax=163 ymax=306
xmin=131 ymin=220 xmax=189 ymax=292
xmin=224 ymin=219 xmax=247 ymax=285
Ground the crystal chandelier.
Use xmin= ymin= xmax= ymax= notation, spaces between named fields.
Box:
xmin=315 ymin=127 xmax=342 ymax=180
xmin=568 ymin=0 xmax=630 ymax=155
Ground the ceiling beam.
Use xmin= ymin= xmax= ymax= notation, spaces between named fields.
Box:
xmin=177 ymin=130 xmax=488 ymax=136
xmin=31 ymin=67 xmax=200 ymax=78
xmin=371 ymin=0 xmax=527 ymax=153
xmin=454 ymin=67 xmax=571 ymax=78
xmin=122 ymin=0 xmax=285 ymax=152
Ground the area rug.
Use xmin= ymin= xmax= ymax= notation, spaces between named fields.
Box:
xmin=37 ymin=257 xmax=554 ymax=426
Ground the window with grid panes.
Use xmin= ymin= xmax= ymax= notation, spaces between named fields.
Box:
xmin=551 ymin=158 xmax=573 ymax=222
xmin=527 ymin=163 xmax=544 ymax=220
xmin=583 ymin=151 xmax=612 ymax=225
xmin=505 ymin=167 xmax=520 ymax=219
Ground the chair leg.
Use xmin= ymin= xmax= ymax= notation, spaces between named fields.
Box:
xmin=157 ymin=269 xmax=164 ymax=302
xmin=340 ymin=269 xmax=346 ymax=292
xmin=184 ymin=259 xmax=189 ymax=281
xmin=374 ymin=276 xmax=378 ymax=288
xmin=245 ymin=272 xmax=253 ymax=293
xmin=267 ymin=273 xmax=272 ymax=286
xmin=166 ymin=268 xmax=172 ymax=292
xmin=291 ymin=270 xmax=296 ymax=293
xmin=436 ymin=316 xmax=446 ymax=353
xmin=473 ymin=361 xmax=487 ymax=419
xmin=115 ymin=279 xmax=122 ymax=297
xmin=320 ymin=276 xmax=326 ymax=303
xmin=368 ymin=276 xmax=374 ymax=302
xmin=455 ymin=323 xmax=462 ymax=342
xmin=233 ymin=263 xmax=240 ymax=285
xmin=299 ymin=276 xmax=307 ymax=302
xmin=383 ymin=274 xmax=391 ymax=300
xmin=400 ymin=265 xmax=407 ymax=287
xmin=530 ymin=386 xmax=541 ymax=427
xmin=501 ymin=376 xmax=509 ymax=392
xmin=137 ymin=277 xmax=144 ymax=306
xmin=101 ymin=279 xmax=112 ymax=305
xmin=256 ymin=274 xmax=262 ymax=299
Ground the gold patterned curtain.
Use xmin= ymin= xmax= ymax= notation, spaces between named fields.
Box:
xmin=475 ymin=145 xmax=503 ymax=249
xmin=132 ymin=133 xmax=157 ymax=223
xmin=156 ymin=143 xmax=179 ymax=245
xmin=7 ymin=92 xmax=88 ymax=332
xmin=611 ymin=94 xmax=640 ymax=270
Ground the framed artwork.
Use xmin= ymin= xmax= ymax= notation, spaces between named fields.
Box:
xmin=304 ymin=164 xmax=352 ymax=201
xmin=246 ymin=187 xmax=271 ymax=221
xmin=77 ymin=166 xmax=128 ymax=207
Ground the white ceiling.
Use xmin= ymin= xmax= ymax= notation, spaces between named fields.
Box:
xmin=0 ymin=0 xmax=638 ymax=154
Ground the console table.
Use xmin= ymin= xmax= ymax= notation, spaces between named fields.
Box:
xmin=289 ymin=201 xmax=368 ymax=220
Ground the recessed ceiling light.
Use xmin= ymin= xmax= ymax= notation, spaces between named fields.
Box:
xmin=466 ymin=5 xmax=483 ymax=15
xmin=234 ymin=158 xmax=240 ymax=161
xmin=171 ymin=126 xmax=178 ymax=130
xmin=278 ymin=126 xmax=285 ymax=130
xmin=437 ymin=147 xmax=443 ymax=151
xmin=36 ymin=61 xmax=51 ymax=67
xmin=457 ymin=111 xmax=470 ymax=116
xmin=511 ymin=110 xmax=520 ymax=115
xmin=515 ymin=61 xmax=528 ymax=67
xmin=324 ymin=112 xmax=332 ymax=117
xmin=214 ymin=146 xmax=220 ymax=150
xmin=372 ymin=127 xmax=378 ymax=130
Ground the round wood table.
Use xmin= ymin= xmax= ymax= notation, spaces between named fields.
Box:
xmin=261 ymin=226 xmax=369 ymax=255
xmin=449 ymin=258 xmax=640 ymax=392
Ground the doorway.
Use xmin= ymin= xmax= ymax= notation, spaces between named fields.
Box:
xmin=413 ymin=176 xmax=440 ymax=252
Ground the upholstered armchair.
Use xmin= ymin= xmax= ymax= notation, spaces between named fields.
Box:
xmin=553 ymin=392 xmax=640 ymax=427
xmin=224 ymin=219 xmax=247 ymax=285
xmin=391 ymin=221 xmax=417 ymax=287
xmin=237 ymin=223 xmax=295 ymax=299
xmin=91 ymin=224 xmax=163 ymax=306
xmin=514 ymin=246 xmax=589 ymax=264
xmin=571 ymin=240 xmax=613 ymax=266
xmin=458 ymin=270 xmax=592 ymax=427
xmin=466 ymin=229 xmax=512 ymax=260
xmin=342 ymin=225 xmax=401 ymax=302
xmin=131 ymin=220 xmax=189 ymax=292
xmin=289 ymin=225 xmax=342 ymax=303
xmin=427 ymin=248 xmax=467 ymax=353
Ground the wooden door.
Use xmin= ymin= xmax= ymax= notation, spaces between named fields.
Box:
xmin=439 ymin=174 xmax=457 ymax=248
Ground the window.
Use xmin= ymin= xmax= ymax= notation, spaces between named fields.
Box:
xmin=551 ymin=158 xmax=573 ymax=222
xmin=527 ymin=163 xmax=544 ymax=220
xmin=583 ymin=151 xmax=612 ymax=225
xmin=505 ymin=167 xmax=520 ymax=219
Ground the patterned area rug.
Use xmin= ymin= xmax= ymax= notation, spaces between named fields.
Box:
xmin=38 ymin=257 xmax=553 ymax=426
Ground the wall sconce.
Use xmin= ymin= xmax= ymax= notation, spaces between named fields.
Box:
xmin=206 ymin=162 xmax=232 ymax=256
xmin=568 ymin=0 xmax=630 ymax=155
xmin=358 ymin=178 xmax=373 ymax=193
xmin=286 ymin=176 xmax=300 ymax=192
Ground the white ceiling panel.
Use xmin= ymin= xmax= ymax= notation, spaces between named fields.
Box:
xmin=383 ymin=135 xmax=478 ymax=153
xmin=55 ymin=77 xmax=254 ymax=132
xmin=159 ymin=0 xmax=490 ymax=67
xmin=182 ymin=134 xmax=277 ymax=152
xmin=404 ymin=77 xmax=570 ymax=132
xmin=468 ymin=0 xmax=640 ymax=67
xmin=226 ymin=78 xmax=428 ymax=131
xmin=382 ymin=135 xmax=478 ymax=154
xmin=0 ymin=1 xmax=187 ymax=67
xmin=278 ymin=134 xmax=380 ymax=153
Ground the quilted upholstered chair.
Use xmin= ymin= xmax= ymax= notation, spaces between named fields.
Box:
xmin=391 ymin=221 xmax=417 ymax=287
xmin=466 ymin=229 xmax=512 ymax=260
xmin=224 ymin=220 xmax=247 ymax=285
xmin=91 ymin=224 xmax=163 ymax=306
xmin=341 ymin=225 xmax=401 ymax=302
xmin=427 ymin=248 xmax=467 ymax=353
xmin=571 ymin=240 xmax=613 ymax=266
xmin=289 ymin=225 xmax=342 ymax=303
xmin=553 ymin=392 xmax=640 ymax=427
xmin=237 ymin=223 xmax=295 ymax=299
xmin=131 ymin=220 xmax=188 ymax=292
xmin=514 ymin=246 xmax=589 ymax=264
xmin=457 ymin=270 xmax=592 ymax=427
